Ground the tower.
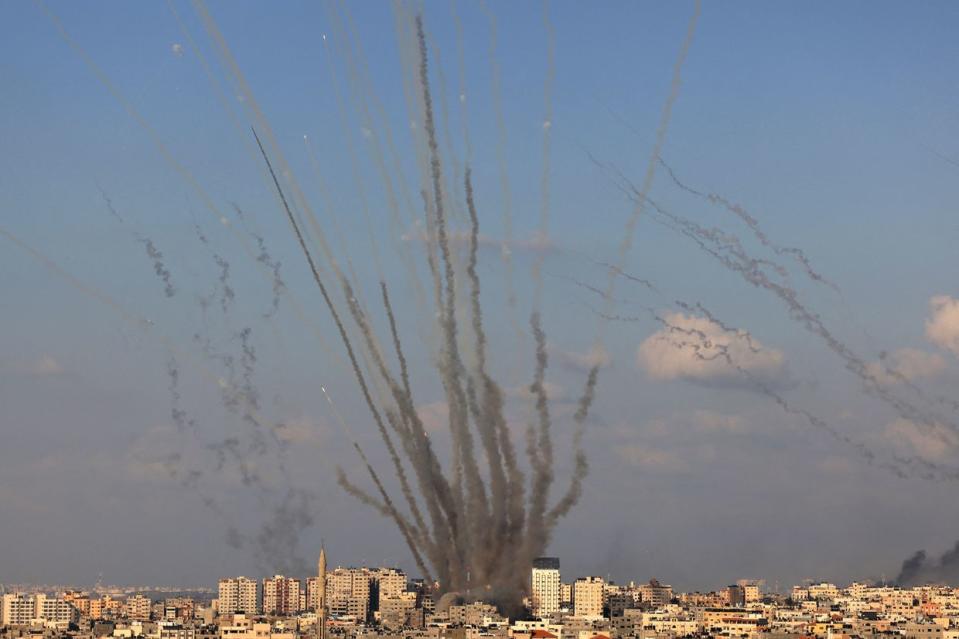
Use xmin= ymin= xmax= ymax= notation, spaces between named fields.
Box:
xmin=531 ymin=557 xmax=561 ymax=619
xmin=316 ymin=546 xmax=327 ymax=639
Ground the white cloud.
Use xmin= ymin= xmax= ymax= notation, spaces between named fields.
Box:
xmin=883 ymin=418 xmax=959 ymax=461
xmin=642 ymin=410 xmax=748 ymax=438
xmin=637 ymin=312 xmax=785 ymax=386
xmin=690 ymin=410 xmax=748 ymax=434
xmin=616 ymin=445 xmax=688 ymax=473
xmin=28 ymin=355 xmax=65 ymax=376
xmin=865 ymin=348 xmax=947 ymax=385
xmin=416 ymin=401 xmax=450 ymax=432
xmin=171 ymin=43 xmax=184 ymax=57
xmin=274 ymin=416 xmax=326 ymax=446
xmin=554 ymin=344 xmax=611 ymax=371
xmin=926 ymin=295 xmax=959 ymax=356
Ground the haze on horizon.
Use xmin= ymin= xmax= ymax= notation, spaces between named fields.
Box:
xmin=2 ymin=0 xmax=959 ymax=595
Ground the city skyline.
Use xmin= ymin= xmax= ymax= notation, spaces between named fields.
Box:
xmin=3 ymin=0 xmax=959 ymax=600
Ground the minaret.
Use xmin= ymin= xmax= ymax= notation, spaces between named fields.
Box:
xmin=316 ymin=545 xmax=327 ymax=639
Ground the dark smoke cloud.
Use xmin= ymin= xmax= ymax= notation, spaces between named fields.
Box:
xmin=897 ymin=541 xmax=959 ymax=586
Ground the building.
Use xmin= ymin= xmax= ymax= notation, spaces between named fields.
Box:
xmin=263 ymin=576 xmax=303 ymax=616
xmin=531 ymin=557 xmax=561 ymax=619
xmin=378 ymin=592 xmax=419 ymax=629
xmin=327 ymin=567 xmax=371 ymax=621
xmin=127 ymin=594 xmax=152 ymax=621
xmin=726 ymin=585 xmax=746 ymax=607
xmin=2 ymin=593 xmax=35 ymax=626
xmin=573 ymin=577 xmax=605 ymax=618
xmin=639 ymin=579 xmax=673 ymax=609
xmin=448 ymin=602 xmax=504 ymax=626
xmin=218 ymin=577 xmax=261 ymax=615
xmin=1 ymin=593 xmax=76 ymax=627
xmin=157 ymin=621 xmax=196 ymax=639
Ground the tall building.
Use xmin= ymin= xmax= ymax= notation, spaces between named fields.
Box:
xmin=218 ymin=577 xmax=261 ymax=616
xmin=573 ymin=577 xmax=604 ymax=618
xmin=262 ymin=576 xmax=302 ymax=616
xmin=372 ymin=568 xmax=408 ymax=603
xmin=327 ymin=567 xmax=371 ymax=621
xmin=531 ymin=557 xmax=561 ymax=619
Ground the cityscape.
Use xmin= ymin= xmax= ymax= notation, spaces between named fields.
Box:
xmin=4 ymin=550 xmax=959 ymax=639
xmin=4 ymin=4 xmax=959 ymax=639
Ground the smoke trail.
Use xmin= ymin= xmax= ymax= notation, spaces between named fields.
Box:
xmin=450 ymin=0 xmax=473 ymax=165
xmin=99 ymin=190 xmax=177 ymax=298
xmin=2 ymin=223 xmax=324 ymax=569
xmin=139 ymin=237 xmax=176 ymax=298
xmin=526 ymin=313 xmax=554 ymax=540
xmin=531 ymin=0 xmax=556 ymax=309
xmin=253 ymin=126 xmax=434 ymax=580
xmin=232 ymin=205 xmax=285 ymax=319
xmin=167 ymin=355 xmax=198 ymax=435
xmin=606 ymin=0 xmax=701 ymax=301
xmin=379 ymin=282 xmax=459 ymax=583
xmin=211 ymin=254 xmax=235 ymax=314
xmin=465 ymin=167 xmax=522 ymax=571
xmin=546 ymin=364 xmax=596 ymax=526
xmin=477 ymin=0 xmax=518 ymax=314
xmin=416 ymin=14 xmax=490 ymax=553
xmin=658 ymin=157 xmax=840 ymax=292
xmin=587 ymin=279 xmax=959 ymax=483
xmin=598 ymin=152 xmax=959 ymax=448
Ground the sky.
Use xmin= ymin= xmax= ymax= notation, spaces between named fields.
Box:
xmin=2 ymin=0 xmax=959 ymax=593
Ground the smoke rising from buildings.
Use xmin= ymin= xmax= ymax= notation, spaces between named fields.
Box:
xmin=897 ymin=541 xmax=959 ymax=586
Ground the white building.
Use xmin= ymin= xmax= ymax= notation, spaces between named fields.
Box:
xmin=531 ymin=558 xmax=561 ymax=619
xmin=2 ymin=593 xmax=36 ymax=626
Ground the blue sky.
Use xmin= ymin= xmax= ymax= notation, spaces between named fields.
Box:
xmin=2 ymin=1 xmax=959 ymax=591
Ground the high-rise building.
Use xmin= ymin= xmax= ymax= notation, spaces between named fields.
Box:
xmin=531 ymin=557 xmax=561 ymax=619
xmin=218 ymin=577 xmax=261 ymax=616
xmin=327 ymin=567 xmax=371 ymax=621
xmin=372 ymin=568 xmax=408 ymax=603
xmin=262 ymin=576 xmax=302 ymax=616
xmin=573 ymin=577 xmax=604 ymax=618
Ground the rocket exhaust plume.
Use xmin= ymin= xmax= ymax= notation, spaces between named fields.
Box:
xmin=241 ymin=12 xmax=599 ymax=615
